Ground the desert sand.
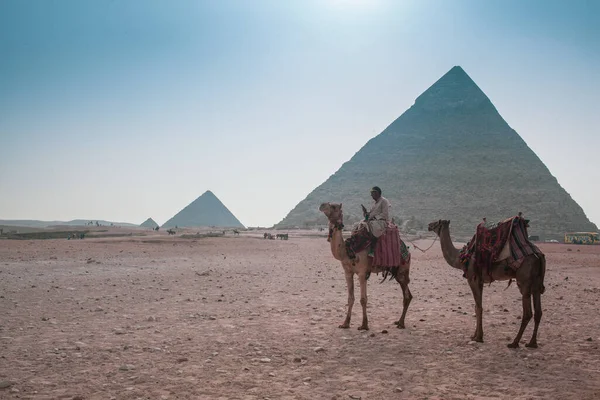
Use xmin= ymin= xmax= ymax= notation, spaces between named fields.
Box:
xmin=1 ymin=230 xmax=599 ymax=399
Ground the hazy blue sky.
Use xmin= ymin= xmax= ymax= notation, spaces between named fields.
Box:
xmin=1 ymin=0 xmax=598 ymax=227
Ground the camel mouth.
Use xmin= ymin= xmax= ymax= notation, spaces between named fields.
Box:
xmin=428 ymin=220 xmax=448 ymax=232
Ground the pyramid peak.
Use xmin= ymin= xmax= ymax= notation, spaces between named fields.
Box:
xmin=413 ymin=66 xmax=489 ymax=111
xmin=448 ymin=65 xmax=467 ymax=74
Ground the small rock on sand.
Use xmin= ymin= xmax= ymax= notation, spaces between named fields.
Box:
xmin=0 ymin=381 xmax=13 ymax=389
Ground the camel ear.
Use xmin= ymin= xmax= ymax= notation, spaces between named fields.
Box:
xmin=340 ymin=203 xmax=342 ymax=209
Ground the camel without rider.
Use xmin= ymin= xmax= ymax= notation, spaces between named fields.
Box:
xmin=428 ymin=219 xmax=545 ymax=348
xmin=319 ymin=202 xmax=413 ymax=330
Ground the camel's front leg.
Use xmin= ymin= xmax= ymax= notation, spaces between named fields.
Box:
xmin=468 ymin=277 xmax=484 ymax=342
xmin=339 ymin=271 xmax=354 ymax=329
xmin=357 ymin=272 xmax=369 ymax=330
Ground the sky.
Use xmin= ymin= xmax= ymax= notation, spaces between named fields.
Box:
xmin=0 ymin=0 xmax=599 ymax=228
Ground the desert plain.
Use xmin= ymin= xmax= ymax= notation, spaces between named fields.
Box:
xmin=1 ymin=229 xmax=599 ymax=400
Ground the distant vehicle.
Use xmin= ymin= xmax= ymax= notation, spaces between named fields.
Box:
xmin=564 ymin=232 xmax=599 ymax=245
xmin=528 ymin=235 xmax=540 ymax=241
xmin=545 ymin=239 xmax=559 ymax=243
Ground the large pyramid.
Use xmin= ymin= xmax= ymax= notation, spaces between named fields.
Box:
xmin=140 ymin=218 xmax=158 ymax=229
xmin=276 ymin=66 xmax=597 ymax=239
xmin=162 ymin=191 xmax=244 ymax=228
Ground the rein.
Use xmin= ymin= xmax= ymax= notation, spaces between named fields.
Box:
xmin=327 ymin=221 xmax=344 ymax=241
xmin=404 ymin=235 xmax=438 ymax=253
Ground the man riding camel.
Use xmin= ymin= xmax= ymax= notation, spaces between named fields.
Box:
xmin=362 ymin=186 xmax=391 ymax=256
xmin=363 ymin=186 xmax=391 ymax=238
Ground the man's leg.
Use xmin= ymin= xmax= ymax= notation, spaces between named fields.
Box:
xmin=368 ymin=235 xmax=377 ymax=257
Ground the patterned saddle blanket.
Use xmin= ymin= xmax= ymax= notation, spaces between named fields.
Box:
xmin=344 ymin=223 xmax=410 ymax=267
xmin=459 ymin=215 xmax=542 ymax=273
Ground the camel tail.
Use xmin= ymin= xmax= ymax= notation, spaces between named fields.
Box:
xmin=379 ymin=267 xmax=399 ymax=284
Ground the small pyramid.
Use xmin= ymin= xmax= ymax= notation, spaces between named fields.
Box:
xmin=275 ymin=66 xmax=597 ymax=238
xmin=140 ymin=218 xmax=158 ymax=229
xmin=162 ymin=191 xmax=244 ymax=228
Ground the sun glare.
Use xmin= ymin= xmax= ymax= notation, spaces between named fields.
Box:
xmin=330 ymin=0 xmax=380 ymax=6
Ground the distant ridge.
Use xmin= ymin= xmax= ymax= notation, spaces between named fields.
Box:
xmin=162 ymin=191 xmax=244 ymax=228
xmin=275 ymin=66 xmax=597 ymax=239
xmin=0 ymin=219 xmax=137 ymax=228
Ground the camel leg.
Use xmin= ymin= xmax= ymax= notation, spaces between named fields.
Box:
xmin=468 ymin=277 xmax=484 ymax=342
xmin=394 ymin=270 xmax=412 ymax=329
xmin=508 ymin=290 xmax=532 ymax=348
xmin=339 ymin=271 xmax=355 ymax=329
xmin=357 ymin=273 xmax=369 ymax=330
xmin=525 ymin=291 xmax=542 ymax=348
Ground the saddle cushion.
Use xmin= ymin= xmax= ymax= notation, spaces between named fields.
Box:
xmin=373 ymin=224 xmax=410 ymax=267
xmin=344 ymin=226 xmax=372 ymax=259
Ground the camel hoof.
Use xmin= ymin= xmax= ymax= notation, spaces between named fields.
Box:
xmin=525 ymin=342 xmax=538 ymax=349
xmin=338 ymin=324 xmax=350 ymax=329
xmin=357 ymin=325 xmax=369 ymax=331
xmin=507 ymin=342 xmax=519 ymax=349
xmin=396 ymin=322 xmax=405 ymax=329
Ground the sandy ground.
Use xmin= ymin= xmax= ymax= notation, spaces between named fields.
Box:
xmin=1 ymin=230 xmax=599 ymax=400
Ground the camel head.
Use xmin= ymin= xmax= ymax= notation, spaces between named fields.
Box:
xmin=319 ymin=202 xmax=344 ymax=225
xmin=427 ymin=219 xmax=450 ymax=236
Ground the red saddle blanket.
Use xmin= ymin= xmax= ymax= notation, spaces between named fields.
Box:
xmin=344 ymin=223 xmax=410 ymax=267
xmin=373 ymin=224 xmax=410 ymax=267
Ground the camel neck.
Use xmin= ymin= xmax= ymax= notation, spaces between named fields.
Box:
xmin=439 ymin=225 xmax=461 ymax=269
xmin=330 ymin=226 xmax=348 ymax=261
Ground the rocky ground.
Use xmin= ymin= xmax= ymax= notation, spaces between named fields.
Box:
xmin=1 ymin=231 xmax=599 ymax=399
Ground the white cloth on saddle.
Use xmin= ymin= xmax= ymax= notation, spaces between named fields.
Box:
xmin=497 ymin=241 xmax=511 ymax=261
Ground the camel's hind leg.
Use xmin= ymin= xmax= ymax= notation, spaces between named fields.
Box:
xmin=339 ymin=271 xmax=355 ymax=329
xmin=394 ymin=267 xmax=412 ymax=329
xmin=508 ymin=290 xmax=532 ymax=348
xmin=526 ymin=256 xmax=545 ymax=348
xmin=526 ymin=290 xmax=542 ymax=348
xmin=357 ymin=272 xmax=369 ymax=331
xmin=508 ymin=262 xmax=539 ymax=348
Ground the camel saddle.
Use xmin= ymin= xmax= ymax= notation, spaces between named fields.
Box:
xmin=344 ymin=223 xmax=410 ymax=267
xmin=459 ymin=215 xmax=542 ymax=274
